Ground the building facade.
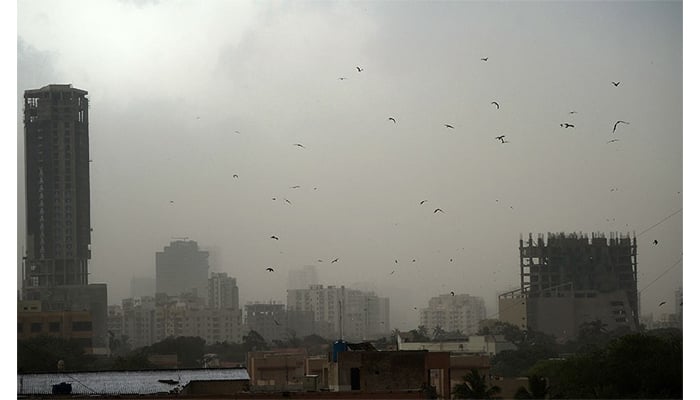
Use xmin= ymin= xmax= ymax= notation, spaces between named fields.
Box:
xmin=208 ymin=272 xmax=239 ymax=310
xmin=513 ymin=232 xmax=639 ymax=340
xmin=244 ymin=302 xmax=288 ymax=343
xmin=23 ymin=84 xmax=91 ymax=291
xmin=420 ymin=293 xmax=486 ymax=336
xmin=286 ymin=285 xmax=390 ymax=341
xmin=155 ymin=240 xmax=209 ymax=298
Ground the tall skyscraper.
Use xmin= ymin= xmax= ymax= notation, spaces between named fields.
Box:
xmin=20 ymin=84 xmax=107 ymax=350
xmin=23 ymin=84 xmax=91 ymax=291
xmin=156 ymin=240 xmax=209 ymax=298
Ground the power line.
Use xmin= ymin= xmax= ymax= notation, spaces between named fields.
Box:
xmin=638 ymin=257 xmax=682 ymax=293
xmin=637 ymin=208 xmax=682 ymax=237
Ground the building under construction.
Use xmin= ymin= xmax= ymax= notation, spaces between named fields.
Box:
xmin=499 ymin=232 xmax=638 ymax=340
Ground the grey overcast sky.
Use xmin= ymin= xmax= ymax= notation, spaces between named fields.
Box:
xmin=16 ymin=0 xmax=684 ymax=330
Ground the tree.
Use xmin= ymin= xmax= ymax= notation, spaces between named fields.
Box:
xmin=243 ymin=330 xmax=269 ymax=351
xmin=148 ymin=336 xmax=206 ymax=368
xmin=452 ymin=368 xmax=501 ymax=399
xmin=432 ymin=325 xmax=446 ymax=341
xmin=18 ymin=336 xmax=90 ymax=373
xmin=513 ymin=375 xmax=549 ymax=399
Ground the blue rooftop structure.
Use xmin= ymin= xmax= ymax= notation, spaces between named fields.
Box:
xmin=18 ymin=368 xmax=250 ymax=396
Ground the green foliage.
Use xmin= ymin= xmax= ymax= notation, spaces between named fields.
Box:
xmin=478 ymin=321 xmax=525 ymax=345
xmin=110 ymin=349 xmax=156 ymax=370
xmin=452 ymin=368 xmax=501 ymax=399
xmin=243 ymin=330 xmax=269 ymax=351
xmin=529 ymin=331 xmax=682 ymax=399
xmin=147 ymin=336 xmax=206 ymax=368
xmin=513 ymin=375 xmax=549 ymax=399
xmin=18 ymin=336 xmax=90 ymax=373
xmin=491 ymin=344 xmax=558 ymax=378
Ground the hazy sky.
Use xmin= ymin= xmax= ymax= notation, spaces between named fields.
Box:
xmin=16 ymin=0 xmax=683 ymax=330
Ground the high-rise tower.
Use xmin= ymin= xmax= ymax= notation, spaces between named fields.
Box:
xmin=23 ymin=84 xmax=91 ymax=292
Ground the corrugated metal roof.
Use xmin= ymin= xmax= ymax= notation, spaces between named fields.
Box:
xmin=17 ymin=368 xmax=250 ymax=395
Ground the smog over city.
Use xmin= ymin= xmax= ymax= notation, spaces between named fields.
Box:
xmin=16 ymin=0 xmax=682 ymax=335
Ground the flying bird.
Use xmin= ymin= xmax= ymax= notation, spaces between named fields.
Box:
xmin=356 ymin=66 xmax=364 ymax=72
xmin=290 ymin=185 xmax=301 ymax=189
xmin=234 ymin=130 xmax=241 ymax=134
xmin=653 ymin=239 xmax=659 ymax=245
xmin=480 ymin=57 xmax=488 ymax=61
xmin=270 ymin=235 xmax=279 ymax=240
xmin=560 ymin=123 xmax=575 ymax=128
xmin=420 ymin=200 xmax=428 ymax=205
xmin=338 ymin=77 xmax=347 ymax=80
xmin=450 ymin=291 xmax=455 ymax=296
xmin=491 ymin=101 xmax=500 ymax=110
xmin=232 ymin=174 xmax=238 ymax=178
xmin=293 ymin=143 xmax=306 ymax=148
xmin=444 ymin=124 xmax=455 ymax=129
xmin=273 ymin=319 xmax=280 ymax=326
xmin=266 ymin=267 xmax=274 ymax=272
xmin=388 ymin=117 xmax=396 ymax=123
xmin=317 ymin=259 xmax=323 ymax=263
xmin=331 ymin=258 xmax=339 ymax=263
xmin=395 ymin=259 xmax=398 ymax=264
xmin=434 ymin=208 xmax=445 ymax=214
xmin=390 ymin=270 xmax=395 ymax=275
xmin=284 ymin=198 xmax=292 ymax=205
xmin=495 ymin=135 xmax=506 ymax=143
xmin=658 ymin=301 xmax=667 ymax=307
xmin=569 ymin=111 xmax=578 ymax=114
xmin=612 ymin=81 xmax=621 ymax=87
xmin=607 ymin=139 xmax=620 ymax=143
xmin=169 ymin=200 xmax=174 ymax=204
xmin=613 ymin=120 xmax=629 ymax=133
xmin=412 ymin=259 xmax=416 ymax=262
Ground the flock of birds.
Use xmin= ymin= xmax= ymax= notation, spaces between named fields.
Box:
xmin=178 ymin=57 xmax=677 ymax=316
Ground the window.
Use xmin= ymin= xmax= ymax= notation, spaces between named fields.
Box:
xmin=30 ymin=323 xmax=43 ymax=333
xmin=49 ymin=322 xmax=60 ymax=332
xmin=72 ymin=321 xmax=92 ymax=331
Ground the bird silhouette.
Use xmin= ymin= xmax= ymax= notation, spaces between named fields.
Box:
xmin=270 ymin=235 xmax=279 ymax=240
xmin=412 ymin=259 xmax=416 ymax=262
xmin=659 ymin=301 xmax=667 ymax=307
xmin=569 ymin=111 xmax=578 ymax=114
xmin=290 ymin=185 xmax=301 ymax=189
xmin=612 ymin=81 xmax=621 ymax=87
xmin=434 ymin=208 xmax=445 ymax=214
xmin=653 ymin=239 xmax=659 ymax=245
xmin=560 ymin=123 xmax=575 ymax=128
xmin=234 ymin=130 xmax=241 ymax=134
xmin=395 ymin=259 xmax=398 ymax=264
xmin=284 ymin=198 xmax=292 ymax=205
xmin=444 ymin=124 xmax=455 ymax=129
xmin=388 ymin=117 xmax=397 ymax=123
xmin=613 ymin=120 xmax=629 ymax=133
xmin=356 ymin=66 xmax=364 ymax=72
xmin=390 ymin=270 xmax=395 ymax=275
xmin=266 ymin=267 xmax=274 ymax=272
xmin=232 ymin=174 xmax=238 ymax=178
xmin=495 ymin=135 xmax=506 ymax=143
xmin=273 ymin=319 xmax=280 ymax=326
xmin=481 ymin=57 xmax=488 ymax=61
xmin=420 ymin=200 xmax=428 ymax=205
xmin=331 ymin=258 xmax=339 ymax=263
xmin=317 ymin=259 xmax=323 ymax=263
xmin=491 ymin=101 xmax=500 ymax=110
xmin=293 ymin=143 xmax=306 ymax=148
xmin=450 ymin=291 xmax=455 ymax=296
xmin=169 ymin=200 xmax=174 ymax=204
xmin=607 ymin=139 xmax=620 ymax=143
xmin=338 ymin=77 xmax=347 ymax=80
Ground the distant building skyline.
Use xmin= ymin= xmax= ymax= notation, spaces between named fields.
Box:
xmin=155 ymin=239 xmax=209 ymax=298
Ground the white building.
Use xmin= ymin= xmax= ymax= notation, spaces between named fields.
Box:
xmin=208 ymin=272 xmax=239 ymax=310
xmin=420 ymin=293 xmax=486 ymax=336
xmin=286 ymin=285 xmax=390 ymax=341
